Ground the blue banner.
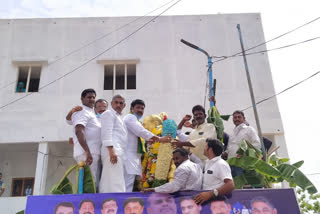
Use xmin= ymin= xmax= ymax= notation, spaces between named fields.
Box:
xmin=25 ymin=188 xmax=300 ymax=214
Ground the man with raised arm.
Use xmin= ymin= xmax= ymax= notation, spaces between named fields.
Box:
xmin=175 ymin=105 xmax=217 ymax=162
xmin=71 ymin=88 xmax=101 ymax=187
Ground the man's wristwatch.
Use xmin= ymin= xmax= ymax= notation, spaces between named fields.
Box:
xmin=213 ymin=189 xmax=219 ymax=197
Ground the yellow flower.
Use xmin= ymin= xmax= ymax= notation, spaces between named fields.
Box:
xmin=150 ymin=163 xmax=156 ymax=174
xmin=143 ymin=182 xmax=149 ymax=188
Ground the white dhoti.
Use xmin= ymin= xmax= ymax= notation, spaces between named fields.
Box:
xmin=74 ymin=154 xmax=100 ymax=189
xmin=99 ymin=150 xmax=125 ymax=193
xmin=123 ymin=152 xmax=142 ymax=192
xmin=124 ymin=168 xmax=136 ymax=192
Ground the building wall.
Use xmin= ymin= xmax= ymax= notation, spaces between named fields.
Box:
xmin=0 ymin=144 xmax=38 ymax=197
xmin=0 ymin=197 xmax=27 ymax=214
xmin=45 ymin=141 xmax=76 ymax=195
xmin=0 ymin=14 xmax=289 ymax=196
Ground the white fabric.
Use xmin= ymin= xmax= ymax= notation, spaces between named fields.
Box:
xmin=176 ymin=129 xmax=189 ymax=142
xmin=227 ymin=123 xmax=261 ymax=158
xmin=74 ymin=154 xmax=100 ymax=188
xmin=187 ymin=123 xmax=217 ymax=161
xmin=202 ymin=156 xmax=232 ymax=190
xmin=72 ymin=105 xmax=101 ymax=157
xmin=123 ymin=114 xmax=154 ymax=175
xmin=155 ymin=159 xmax=203 ymax=193
xmin=99 ymin=107 xmax=127 ymax=193
xmin=66 ymin=119 xmax=72 ymax=125
xmin=99 ymin=149 xmax=126 ymax=193
xmin=100 ymin=108 xmax=128 ymax=157
xmin=124 ymin=168 xmax=136 ymax=192
xmin=189 ymin=153 xmax=204 ymax=170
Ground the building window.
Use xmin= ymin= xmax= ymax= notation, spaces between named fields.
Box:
xmin=104 ymin=64 xmax=136 ymax=90
xmin=16 ymin=66 xmax=41 ymax=93
xmin=11 ymin=177 xmax=34 ymax=197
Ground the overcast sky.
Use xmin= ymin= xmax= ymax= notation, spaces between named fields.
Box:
xmin=1 ymin=0 xmax=320 ymax=191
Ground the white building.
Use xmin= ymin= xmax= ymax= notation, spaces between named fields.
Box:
xmin=0 ymin=14 xmax=288 ymax=213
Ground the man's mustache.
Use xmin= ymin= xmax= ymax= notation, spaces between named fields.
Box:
xmin=107 ymin=209 xmax=115 ymax=213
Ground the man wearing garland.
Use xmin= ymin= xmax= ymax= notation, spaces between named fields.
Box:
xmin=123 ymin=99 xmax=169 ymax=192
xmin=175 ymin=105 xmax=217 ymax=162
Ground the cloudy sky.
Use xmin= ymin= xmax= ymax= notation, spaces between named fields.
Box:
xmin=1 ymin=0 xmax=320 ymax=191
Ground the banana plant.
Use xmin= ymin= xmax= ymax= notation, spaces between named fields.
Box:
xmin=50 ymin=164 xmax=96 ymax=194
xmin=228 ymin=140 xmax=317 ymax=194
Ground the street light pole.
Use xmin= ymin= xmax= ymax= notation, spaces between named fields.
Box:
xmin=237 ymin=24 xmax=266 ymax=160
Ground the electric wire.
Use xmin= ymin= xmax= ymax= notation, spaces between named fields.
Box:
xmin=240 ymin=70 xmax=320 ymax=112
xmin=213 ymin=16 xmax=320 ymax=62
xmin=0 ymin=0 xmax=176 ymax=90
xmin=0 ymin=0 xmax=183 ymax=110
xmin=230 ymin=36 xmax=320 ymax=58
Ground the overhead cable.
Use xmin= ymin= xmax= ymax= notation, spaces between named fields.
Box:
xmin=0 ymin=0 xmax=176 ymax=90
xmin=0 ymin=0 xmax=183 ymax=109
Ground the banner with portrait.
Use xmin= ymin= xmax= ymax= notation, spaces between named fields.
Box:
xmin=25 ymin=188 xmax=300 ymax=214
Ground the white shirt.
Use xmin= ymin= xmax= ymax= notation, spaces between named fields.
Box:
xmin=178 ymin=123 xmax=217 ymax=161
xmin=202 ymin=156 xmax=232 ymax=190
xmin=100 ymin=107 xmax=128 ymax=157
xmin=123 ymin=114 xmax=154 ymax=175
xmin=227 ymin=123 xmax=261 ymax=158
xmin=155 ymin=159 xmax=203 ymax=193
xmin=72 ymin=105 xmax=101 ymax=157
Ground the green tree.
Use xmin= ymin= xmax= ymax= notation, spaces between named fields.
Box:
xmin=228 ymin=140 xmax=318 ymax=194
xmin=297 ymin=188 xmax=320 ymax=214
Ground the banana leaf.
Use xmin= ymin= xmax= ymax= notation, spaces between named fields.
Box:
xmin=244 ymin=170 xmax=265 ymax=187
xmin=207 ymin=106 xmax=224 ymax=140
xmin=277 ymin=164 xmax=317 ymax=194
xmin=269 ymin=154 xmax=289 ymax=166
xmin=50 ymin=165 xmax=77 ymax=194
xmin=233 ymin=174 xmax=247 ymax=189
xmin=16 ymin=210 xmax=24 ymax=214
xmin=220 ymin=115 xmax=230 ymax=121
xmin=292 ymin=160 xmax=304 ymax=168
xmin=82 ymin=165 xmax=96 ymax=193
xmin=228 ymin=156 xmax=281 ymax=178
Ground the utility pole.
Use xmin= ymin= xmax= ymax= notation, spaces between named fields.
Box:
xmin=237 ymin=24 xmax=266 ymax=160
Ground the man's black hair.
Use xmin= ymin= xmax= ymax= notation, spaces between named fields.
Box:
xmin=101 ymin=198 xmax=117 ymax=209
xmin=179 ymin=196 xmax=196 ymax=203
xmin=250 ymin=196 xmax=275 ymax=209
xmin=173 ymin=148 xmax=189 ymax=157
xmin=79 ymin=199 xmax=95 ymax=209
xmin=206 ymin=138 xmax=224 ymax=156
xmin=55 ymin=202 xmax=74 ymax=214
xmin=232 ymin=110 xmax=244 ymax=117
xmin=192 ymin=105 xmax=206 ymax=115
xmin=123 ymin=197 xmax=144 ymax=208
xmin=81 ymin=88 xmax=96 ymax=98
xmin=95 ymin=99 xmax=108 ymax=107
xmin=130 ymin=99 xmax=145 ymax=108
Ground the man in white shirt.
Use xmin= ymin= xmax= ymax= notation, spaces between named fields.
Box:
xmin=144 ymin=148 xmax=203 ymax=193
xmin=72 ymin=88 xmax=101 ymax=187
xmin=123 ymin=99 xmax=169 ymax=192
xmin=99 ymin=94 xmax=127 ymax=193
xmin=225 ymin=110 xmax=261 ymax=176
xmin=175 ymin=105 xmax=217 ymax=161
xmin=194 ymin=139 xmax=234 ymax=205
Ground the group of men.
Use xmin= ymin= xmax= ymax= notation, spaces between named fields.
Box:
xmin=67 ymin=89 xmax=169 ymax=193
xmin=68 ymin=88 xmax=262 ymax=200
xmin=54 ymin=194 xmax=277 ymax=214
